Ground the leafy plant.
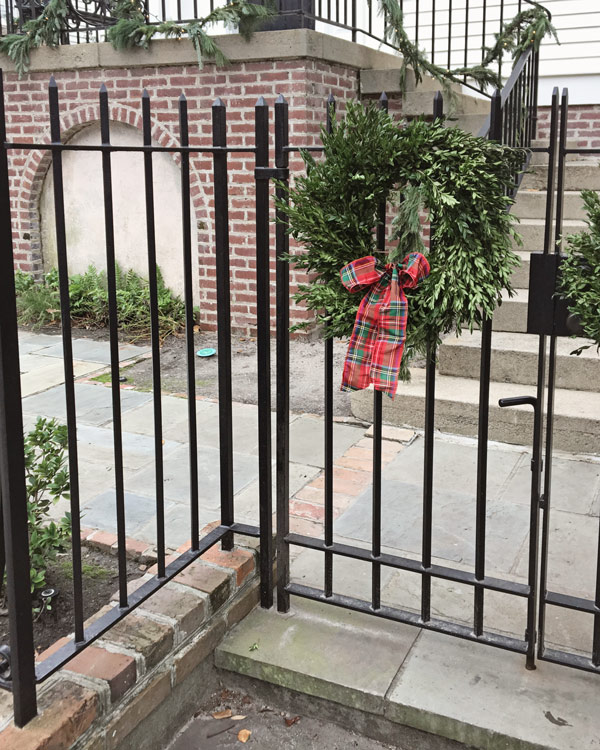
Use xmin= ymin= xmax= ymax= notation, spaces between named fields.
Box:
xmin=16 ymin=264 xmax=186 ymax=342
xmin=23 ymin=417 xmax=71 ymax=595
xmin=278 ymin=102 xmax=523 ymax=381
xmin=559 ymin=189 xmax=600 ymax=355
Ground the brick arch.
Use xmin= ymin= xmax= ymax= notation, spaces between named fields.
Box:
xmin=20 ymin=102 xmax=211 ymax=278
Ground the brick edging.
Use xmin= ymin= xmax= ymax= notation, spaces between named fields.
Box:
xmin=0 ymin=527 xmax=260 ymax=750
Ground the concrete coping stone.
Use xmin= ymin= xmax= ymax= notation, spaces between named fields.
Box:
xmin=2 ymin=29 xmax=403 ymax=75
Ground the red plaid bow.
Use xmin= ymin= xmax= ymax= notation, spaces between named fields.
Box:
xmin=340 ymin=253 xmax=430 ymax=398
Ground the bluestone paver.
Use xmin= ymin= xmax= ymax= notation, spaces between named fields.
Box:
xmin=216 ymin=597 xmax=419 ymax=715
xmin=289 ymin=415 xmax=365 ymax=467
xmin=38 ymin=338 xmax=151 ymax=364
xmin=386 ymin=630 xmax=600 ymax=750
xmin=81 ymin=490 xmax=174 ymax=536
xmin=22 ymin=383 xmax=152 ymax=424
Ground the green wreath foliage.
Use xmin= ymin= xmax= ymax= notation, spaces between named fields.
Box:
xmin=559 ymin=189 xmax=600 ymax=354
xmin=278 ymin=102 xmax=524 ymax=381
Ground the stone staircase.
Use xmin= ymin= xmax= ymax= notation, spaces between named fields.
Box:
xmin=351 ymin=87 xmax=600 ymax=453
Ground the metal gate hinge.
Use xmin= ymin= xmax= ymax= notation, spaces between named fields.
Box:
xmin=539 ymin=494 xmax=546 ymax=510
xmin=254 ymin=167 xmax=289 ymax=180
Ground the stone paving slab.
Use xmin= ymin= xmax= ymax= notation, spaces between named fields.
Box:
xmin=334 ymin=478 xmax=531 ymax=573
xmin=386 ymin=630 xmax=600 ymax=750
xmin=37 ymin=338 xmax=151 ymax=364
xmin=20 ymin=357 xmax=104 ymax=397
xmin=217 ymin=601 xmax=600 ymax=750
xmin=216 ymin=597 xmax=419 ymax=716
xmin=288 ymin=415 xmax=365 ymax=467
xmin=22 ymin=382 xmax=153 ymax=424
xmin=125 ymin=444 xmax=260 ymax=508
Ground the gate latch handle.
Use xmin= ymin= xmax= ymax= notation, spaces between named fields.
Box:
xmin=498 ymin=396 xmax=537 ymax=409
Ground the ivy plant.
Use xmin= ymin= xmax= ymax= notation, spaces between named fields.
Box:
xmin=559 ymin=189 xmax=600 ymax=355
xmin=278 ymin=102 xmax=524 ymax=381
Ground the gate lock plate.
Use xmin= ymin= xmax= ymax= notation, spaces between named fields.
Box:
xmin=527 ymin=253 xmax=583 ymax=337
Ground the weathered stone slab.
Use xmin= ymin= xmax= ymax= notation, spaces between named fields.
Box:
xmin=216 ymin=597 xmax=418 ymax=715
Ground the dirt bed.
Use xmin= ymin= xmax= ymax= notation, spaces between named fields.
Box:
xmin=0 ymin=545 xmax=141 ymax=655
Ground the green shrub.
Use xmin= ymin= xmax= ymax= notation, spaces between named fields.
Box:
xmin=23 ymin=417 xmax=71 ymax=595
xmin=15 ymin=264 xmax=186 ymax=342
xmin=560 ymin=189 xmax=600 ymax=355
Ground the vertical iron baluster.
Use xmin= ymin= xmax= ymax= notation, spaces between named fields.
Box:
xmin=142 ymin=91 xmax=166 ymax=576
xmin=474 ymin=90 xmax=501 ymax=637
xmin=212 ymin=98 xmax=235 ymax=551
xmin=324 ymin=93 xmax=336 ymax=600
xmin=422 ymin=91 xmax=443 ymax=624
xmin=498 ymin=0 xmax=504 ymax=82
xmin=415 ymin=0 xmax=420 ymax=46
xmin=481 ymin=0 xmax=487 ymax=66
xmin=431 ymin=0 xmax=435 ymax=64
xmin=371 ymin=91 xmax=388 ymax=612
xmin=255 ymin=97 xmax=273 ymax=608
xmin=178 ymin=94 xmax=200 ymax=552
xmin=537 ymin=88 xmax=560 ymax=661
xmin=0 ymin=69 xmax=37 ymax=728
xmin=352 ymin=0 xmax=357 ymax=41
xmin=463 ymin=0 xmax=469 ymax=80
xmin=161 ymin=0 xmax=165 ymax=21
xmin=99 ymin=84 xmax=128 ymax=606
xmin=49 ymin=77 xmax=84 ymax=637
xmin=275 ymin=94 xmax=291 ymax=613
xmin=532 ymin=50 xmax=540 ymax=141
xmin=523 ymin=95 xmax=561 ymax=672
xmin=447 ymin=0 xmax=452 ymax=71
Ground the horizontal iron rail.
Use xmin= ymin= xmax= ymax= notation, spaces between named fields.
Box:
xmin=286 ymin=533 xmax=530 ymax=597
xmin=541 ymin=647 xmax=600 ymax=675
xmin=2 ymin=142 xmax=257 ymax=154
xmin=287 ymin=582 xmax=529 ymax=654
xmin=35 ymin=522 xmax=259 ymax=683
xmin=544 ymin=590 xmax=600 ymax=616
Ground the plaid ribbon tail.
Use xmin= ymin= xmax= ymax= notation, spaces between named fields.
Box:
xmin=340 ymin=252 xmax=430 ymax=399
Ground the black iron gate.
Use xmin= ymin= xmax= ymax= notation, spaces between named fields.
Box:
xmin=0 ymin=49 xmax=598 ymax=731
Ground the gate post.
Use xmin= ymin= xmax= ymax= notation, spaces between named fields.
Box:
xmin=0 ymin=70 xmax=37 ymax=726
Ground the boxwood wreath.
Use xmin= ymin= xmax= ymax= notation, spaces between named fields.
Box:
xmin=559 ymin=189 xmax=600 ymax=355
xmin=278 ymin=102 xmax=525 ymax=383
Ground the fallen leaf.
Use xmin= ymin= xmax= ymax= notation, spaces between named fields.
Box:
xmin=212 ymin=709 xmax=232 ymax=719
xmin=231 ymin=715 xmax=247 ymax=721
xmin=249 ymin=642 xmax=259 ymax=652
xmin=285 ymin=715 xmax=301 ymax=727
xmin=193 ymin=325 xmax=201 ymax=333
xmin=237 ymin=729 xmax=251 ymax=743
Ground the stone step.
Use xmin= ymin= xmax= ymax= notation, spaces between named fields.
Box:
xmin=522 ymin=162 xmax=600 ymax=191
xmin=528 ymin=139 xmax=590 ymax=166
xmin=216 ymin=592 xmax=600 ymax=750
xmin=438 ymin=330 xmax=598 ymax=391
xmin=450 ymin=112 xmax=489 ymax=136
xmin=511 ymin=250 xmax=530 ymax=289
xmin=493 ymin=288 xmax=528 ymax=333
xmin=512 ymin=218 xmax=586 ymax=253
xmin=513 ymin=189 xmax=586 ymax=221
xmin=350 ymin=369 xmax=600 ymax=453
xmin=403 ymin=89 xmax=489 ymax=117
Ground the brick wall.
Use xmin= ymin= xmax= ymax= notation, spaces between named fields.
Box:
xmin=3 ymin=56 xmax=359 ymax=334
xmin=537 ymin=103 xmax=600 ymax=149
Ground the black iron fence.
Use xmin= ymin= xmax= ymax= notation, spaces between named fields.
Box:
xmin=0 ymin=71 xmax=275 ymax=726
xmin=0 ymin=1 xmax=550 ymax=96
xmin=0 ymin=26 xmax=597 ymax=733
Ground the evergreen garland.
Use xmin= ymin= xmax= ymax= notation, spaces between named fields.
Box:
xmin=377 ymin=0 xmax=557 ymax=96
xmin=278 ymin=102 xmax=524 ymax=381
xmin=0 ymin=0 xmax=273 ymax=76
xmin=559 ymin=189 xmax=600 ymax=354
